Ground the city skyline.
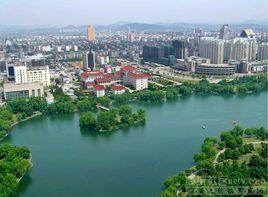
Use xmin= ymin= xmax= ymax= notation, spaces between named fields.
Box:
xmin=0 ymin=0 xmax=267 ymax=26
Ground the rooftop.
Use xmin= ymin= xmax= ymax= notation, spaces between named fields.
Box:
xmin=128 ymin=72 xmax=150 ymax=79
xmin=93 ymin=84 xmax=105 ymax=91
xmin=111 ymin=85 xmax=125 ymax=91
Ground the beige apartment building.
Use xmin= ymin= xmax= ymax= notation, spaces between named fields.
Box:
xmin=87 ymin=25 xmax=95 ymax=41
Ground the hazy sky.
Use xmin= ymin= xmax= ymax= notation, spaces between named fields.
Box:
xmin=0 ymin=0 xmax=267 ymax=25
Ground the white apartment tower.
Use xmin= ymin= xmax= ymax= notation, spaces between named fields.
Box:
xmin=257 ymin=42 xmax=268 ymax=60
xmin=231 ymin=38 xmax=249 ymax=61
xmin=248 ymin=39 xmax=257 ymax=61
xmin=199 ymin=38 xmax=224 ymax=64
xmin=229 ymin=38 xmax=257 ymax=62
xmin=219 ymin=24 xmax=229 ymax=40
xmin=14 ymin=65 xmax=28 ymax=84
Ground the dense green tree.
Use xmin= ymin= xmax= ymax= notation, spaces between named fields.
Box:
xmin=0 ymin=144 xmax=32 ymax=196
xmin=7 ymin=99 xmax=34 ymax=116
xmin=96 ymin=96 xmax=111 ymax=107
xmin=28 ymin=97 xmax=47 ymax=112
xmin=165 ymin=88 xmax=178 ymax=100
xmin=136 ymin=90 xmax=165 ymax=102
xmin=259 ymin=143 xmax=268 ymax=158
xmin=79 ymin=112 xmax=97 ymax=129
xmin=137 ymin=109 xmax=146 ymax=123
xmin=77 ymin=97 xmax=95 ymax=111
xmin=194 ymin=153 xmax=207 ymax=162
xmin=178 ymin=85 xmax=192 ymax=96
xmin=0 ymin=109 xmax=12 ymax=121
xmin=111 ymin=93 xmax=133 ymax=104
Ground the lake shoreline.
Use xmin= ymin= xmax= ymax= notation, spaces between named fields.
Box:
xmin=6 ymin=92 xmax=267 ymax=197
xmin=0 ymin=112 xmax=42 ymax=142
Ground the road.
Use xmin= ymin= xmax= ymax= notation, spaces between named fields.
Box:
xmin=213 ymin=148 xmax=226 ymax=164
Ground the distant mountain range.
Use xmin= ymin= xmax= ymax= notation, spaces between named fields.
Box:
xmin=87 ymin=22 xmax=267 ymax=33
xmin=0 ymin=20 xmax=267 ymax=34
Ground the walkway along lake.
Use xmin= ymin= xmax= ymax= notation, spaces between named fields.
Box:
xmin=1 ymin=92 xmax=267 ymax=197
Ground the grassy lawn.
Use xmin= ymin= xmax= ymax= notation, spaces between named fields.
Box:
xmin=243 ymin=137 xmax=262 ymax=144
xmin=237 ymin=143 xmax=262 ymax=164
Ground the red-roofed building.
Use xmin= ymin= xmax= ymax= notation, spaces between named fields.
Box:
xmin=93 ymin=84 xmax=105 ymax=97
xmin=111 ymin=85 xmax=126 ymax=95
xmin=121 ymin=65 xmax=136 ymax=73
xmin=85 ymin=82 xmax=95 ymax=89
xmin=95 ymin=77 xmax=111 ymax=86
xmin=80 ymin=71 xmax=104 ymax=87
xmin=123 ymin=72 xmax=149 ymax=90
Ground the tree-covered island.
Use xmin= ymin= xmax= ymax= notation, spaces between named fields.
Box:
xmin=79 ymin=105 xmax=146 ymax=132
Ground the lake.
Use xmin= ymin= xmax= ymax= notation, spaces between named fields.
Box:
xmin=2 ymin=92 xmax=267 ymax=197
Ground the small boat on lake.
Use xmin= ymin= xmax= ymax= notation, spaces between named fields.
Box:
xmin=232 ymin=120 xmax=237 ymax=125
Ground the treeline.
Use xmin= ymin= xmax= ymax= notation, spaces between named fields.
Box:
xmin=0 ymin=144 xmax=32 ymax=196
xmin=182 ymin=74 xmax=268 ymax=96
xmin=110 ymin=87 xmax=179 ymax=104
xmin=79 ymin=105 xmax=145 ymax=132
xmin=110 ymin=75 xmax=267 ymax=104
xmin=0 ymin=97 xmax=47 ymax=139
xmin=161 ymin=126 xmax=268 ymax=197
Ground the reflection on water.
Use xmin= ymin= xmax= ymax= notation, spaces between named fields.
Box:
xmin=47 ymin=113 xmax=75 ymax=122
xmin=15 ymin=175 xmax=33 ymax=197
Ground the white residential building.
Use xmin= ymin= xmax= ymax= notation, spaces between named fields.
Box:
xmin=14 ymin=65 xmax=28 ymax=84
xmin=93 ymin=84 xmax=105 ymax=97
xmin=14 ymin=65 xmax=50 ymax=86
xmin=123 ymin=73 xmax=149 ymax=91
xmin=257 ymin=42 xmax=268 ymax=60
xmin=199 ymin=37 xmax=224 ymax=64
xmin=97 ymin=55 xmax=109 ymax=65
xmin=111 ymin=85 xmax=125 ymax=95
xmin=27 ymin=66 xmax=51 ymax=86
xmin=225 ymin=38 xmax=257 ymax=62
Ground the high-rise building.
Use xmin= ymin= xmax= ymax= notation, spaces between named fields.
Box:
xmin=230 ymin=38 xmax=249 ymax=61
xmin=87 ymin=25 xmax=95 ymax=41
xmin=143 ymin=46 xmax=165 ymax=61
xmin=172 ymin=40 xmax=188 ymax=59
xmin=248 ymin=39 xmax=257 ymax=61
xmin=83 ymin=50 xmax=95 ymax=71
xmin=127 ymin=32 xmax=134 ymax=42
xmin=199 ymin=38 xmax=224 ymax=64
xmin=194 ymin=28 xmax=203 ymax=36
xmin=228 ymin=38 xmax=257 ymax=62
xmin=257 ymin=42 xmax=268 ymax=60
xmin=240 ymin=29 xmax=254 ymax=38
xmin=14 ymin=65 xmax=28 ymax=84
xmin=223 ymin=40 xmax=233 ymax=61
xmin=219 ymin=24 xmax=230 ymax=40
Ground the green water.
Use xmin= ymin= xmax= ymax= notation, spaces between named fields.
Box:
xmin=2 ymin=92 xmax=267 ymax=197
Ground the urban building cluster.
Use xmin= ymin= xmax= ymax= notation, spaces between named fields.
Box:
xmin=143 ymin=25 xmax=268 ymax=76
xmin=0 ymin=23 xmax=267 ymax=102
xmin=1 ymin=54 xmax=50 ymax=100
